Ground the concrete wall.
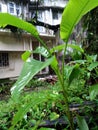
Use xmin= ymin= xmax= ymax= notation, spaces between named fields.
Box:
xmin=0 ymin=32 xmax=32 ymax=51
xmin=0 ymin=51 xmax=24 ymax=79
xmin=0 ymin=0 xmax=57 ymax=79
xmin=0 ymin=32 xmax=32 ymax=79
xmin=0 ymin=31 xmax=56 ymax=79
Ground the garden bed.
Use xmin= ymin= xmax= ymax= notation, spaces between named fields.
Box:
xmin=0 ymin=78 xmax=98 ymax=130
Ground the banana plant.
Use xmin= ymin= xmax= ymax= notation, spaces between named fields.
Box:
xmin=0 ymin=0 xmax=98 ymax=129
xmin=60 ymin=0 xmax=98 ymax=129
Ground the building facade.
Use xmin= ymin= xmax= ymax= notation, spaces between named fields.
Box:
xmin=29 ymin=0 xmax=68 ymax=35
xmin=0 ymin=0 xmax=56 ymax=79
xmin=0 ymin=0 xmax=29 ymax=19
xmin=0 ymin=0 xmax=70 ymax=79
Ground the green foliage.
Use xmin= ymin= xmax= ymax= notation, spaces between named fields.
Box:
xmin=87 ymin=62 xmax=98 ymax=71
xmin=0 ymin=0 xmax=98 ymax=129
xmin=0 ymin=81 xmax=97 ymax=130
xmin=0 ymin=83 xmax=63 ymax=130
xmin=89 ymin=84 xmax=98 ymax=100
xmin=77 ymin=115 xmax=89 ymax=130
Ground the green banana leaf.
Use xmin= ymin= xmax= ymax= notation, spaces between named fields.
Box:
xmin=60 ymin=0 xmax=98 ymax=41
xmin=11 ymin=56 xmax=55 ymax=102
xmin=0 ymin=13 xmax=39 ymax=38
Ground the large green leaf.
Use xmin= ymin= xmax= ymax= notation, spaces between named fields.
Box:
xmin=60 ymin=0 xmax=98 ymax=41
xmin=77 ymin=115 xmax=89 ymax=130
xmin=0 ymin=13 xmax=39 ymax=38
xmin=89 ymin=84 xmax=98 ymax=100
xmin=11 ymin=56 xmax=55 ymax=101
xmin=69 ymin=66 xmax=80 ymax=85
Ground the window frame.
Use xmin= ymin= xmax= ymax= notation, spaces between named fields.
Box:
xmin=0 ymin=52 xmax=9 ymax=68
xmin=8 ymin=2 xmax=21 ymax=16
xmin=52 ymin=10 xmax=58 ymax=20
xmin=8 ymin=2 xmax=15 ymax=14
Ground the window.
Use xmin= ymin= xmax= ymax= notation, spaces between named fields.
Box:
xmin=32 ymin=11 xmax=36 ymax=19
xmin=52 ymin=10 xmax=58 ymax=19
xmin=0 ymin=52 xmax=9 ymax=67
xmin=38 ymin=11 xmax=43 ymax=20
xmin=16 ymin=4 xmax=20 ymax=16
xmin=8 ymin=2 xmax=15 ymax=14
xmin=8 ymin=2 xmax=21 ymax=16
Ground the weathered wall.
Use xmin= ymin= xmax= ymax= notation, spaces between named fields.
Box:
xmin=0 ymin=51 xmax=24 ymax=79
xmin=0 ymin=32 xmax=32 ymax=51
xmin=0 ymin=32 xmax=56 ymax=79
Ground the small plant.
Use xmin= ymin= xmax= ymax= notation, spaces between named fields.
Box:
xmin=0 ymin=0 xmax=98 ymax=130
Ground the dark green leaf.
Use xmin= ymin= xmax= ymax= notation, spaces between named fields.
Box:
xmin=89 ymin=84 xmax=98 ymax=100
xmin=77 ymin=115 xmax=89 ymax=130
xmin=68 ymin=64 xmax=80 ymax=86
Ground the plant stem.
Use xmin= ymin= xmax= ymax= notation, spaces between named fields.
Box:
xmin=56 ymin=68 xmax=74 ymax=130
xmin=37 ymin=36 xmax=74 ymax=129
xmin=59 ymin=40 xmax=75 ymax=130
